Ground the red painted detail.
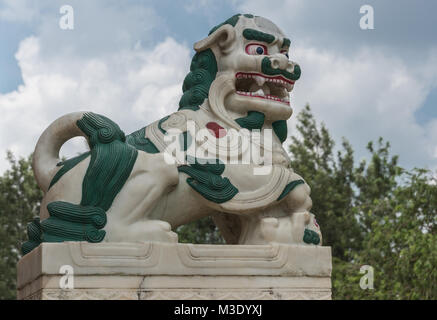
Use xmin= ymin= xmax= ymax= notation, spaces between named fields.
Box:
xmin=206 ymin=122 xmax=226 ymax=138
xmin=235 ymin=92 xmax=290 ymax=105
xmin=235 ymin=72 xmax=295 ymax=85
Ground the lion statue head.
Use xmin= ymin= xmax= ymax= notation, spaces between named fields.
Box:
xmin=179 ymin=14 xmax=300 ymax=131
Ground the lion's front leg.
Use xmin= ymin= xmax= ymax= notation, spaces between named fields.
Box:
xmin=238 ymin=173 xmax=322 ymax=245
xmin=281 ymin=173 xmax=322 ymax=245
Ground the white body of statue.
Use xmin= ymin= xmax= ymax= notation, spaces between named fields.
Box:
xmin=26 ymin=14 xmax=322 ymax=251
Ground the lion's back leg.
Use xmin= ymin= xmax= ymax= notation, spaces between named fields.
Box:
xmin=104 ymin=151 xmax=180 ymax=242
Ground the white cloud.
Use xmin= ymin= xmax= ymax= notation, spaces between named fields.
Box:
xmin=0 ymin=0 xmax=194 ymax=172
xmin=236 ymin=0 xmax=437 ymax=169
xmin=0 ymin=36 xmax=191 ymax=172
xmin=286 ymin=44 xmax=437 ymax=169
xmin=2 ymin=0 xmax=437 ymax=174
xmin=0 ymin=0 xmax=38 ymax=22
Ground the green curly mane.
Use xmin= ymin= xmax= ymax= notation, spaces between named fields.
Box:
xmin=178 ymin=14 xmax=248 ymax=111
xmin=178 ymin=49 xmax=218 ymax=111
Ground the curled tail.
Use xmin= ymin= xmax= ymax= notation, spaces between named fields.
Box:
xmin=23 ymin=111 xmax=137 ymax=255
xmin=32 ymin=112 xmax=88 ymax=193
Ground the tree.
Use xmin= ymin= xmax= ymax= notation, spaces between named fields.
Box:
xmin=289 ymin=105 xmax=362 ymax=260
xmin=177 ymin=217 xmax=224 ymax=244
xmin=0 ymin=152 xmax=43 ymax=299
xmin=341 ymin=166 xmax=437 ymax=299
xmin=289 ymin=105 xmax=436 ymax=299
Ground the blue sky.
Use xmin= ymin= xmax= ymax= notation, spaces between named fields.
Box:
xmin=0 ymin=0 xmax=436 ymax=172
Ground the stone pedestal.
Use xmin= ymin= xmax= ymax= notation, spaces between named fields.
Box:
xmin=17 ymin=242 xmax=332 ymax=300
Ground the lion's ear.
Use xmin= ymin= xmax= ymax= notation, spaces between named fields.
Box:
xmin=194 ymin=24 xmax=236 ymax=53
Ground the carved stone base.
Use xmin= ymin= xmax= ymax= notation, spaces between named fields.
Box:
xmin=17 ymin=242 xmax=332 ymax=300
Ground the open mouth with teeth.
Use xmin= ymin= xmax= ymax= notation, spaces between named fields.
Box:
xmin=235 ymin=72 xmax=294 ymax=105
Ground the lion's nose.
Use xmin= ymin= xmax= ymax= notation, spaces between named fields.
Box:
xmin=263 ymin=54 xmax=301 ymax=81
xmin=269 ymin=54 xmax=291 ymax=71
xmin=269 ymin=54 xmax=300 ymax=76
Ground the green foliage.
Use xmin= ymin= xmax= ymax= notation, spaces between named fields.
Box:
xmin=289 ymin=104 xmax=361 ymax=260
xmin=344 ymin=168 xmax=437 ymax=299
xmin=177 ymin=216 xmax=224 ymax=244
xmin=290 ymin=104 xmax=436 ymax=300
xmin=0 ymin=152 xmax=43 ymax=299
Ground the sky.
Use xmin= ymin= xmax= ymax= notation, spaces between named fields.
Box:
xmin=0 ymin=0 xmax=436 ymax=173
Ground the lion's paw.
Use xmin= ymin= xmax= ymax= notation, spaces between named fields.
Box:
xmin=259 ymin=212 xmax=318 ymax=245
xmin=105 ymin=219 xmax=178 ymax=243
xmin=140 ymin=220 xmax=178 ymax=243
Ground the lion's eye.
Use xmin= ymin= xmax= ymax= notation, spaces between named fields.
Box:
xmin=246 ymin=44 xmax=268 ymax=55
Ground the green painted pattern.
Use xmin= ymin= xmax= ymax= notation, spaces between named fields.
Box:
xmin=21 ymin=218 xmax=42 ymax=255
xmin=41 ymin=215 xmax=105 ymax=243
xmin=303 ymin=229 xmax=320 ymax=245
xmin=272 ymin=120 xmax=288 ymax=143
xmin=262 ymin=57 xmax=301 ymax=81
xmin=179 ymin=49 xmax=218 ymax=111
xmin=22 ymin=112 xmax=138 ymax=254
xmin=77 ymin=113 xmax=138 ymax=211
xmin=242 ymin=28 xmax=275 ymax=44
xmin=178 ymin=158 xmax=239 ymax=204
xmin=208 ymin=14 xmax=241 ymax=35
xmin=126 ymin=127 xmax=160 ymax=153
xmin=235 ymin=111 xmax=265 ymax=130
xmin=49 ymin=151 xmax=91 ymax=190
xmin=179 ymin=131 xmax=192 ymax=151
xmin=158 ymin=116 xmax=170 ymax=134
xmin=46 ymin=201 xmax=106 ymax=229
xmin=277 ymin=179 xmax=305 ymax=201
xmin=77 ymin=112 xmax=127 ymax=148
xmin=282 ymin=38 xmax=291 ymax=48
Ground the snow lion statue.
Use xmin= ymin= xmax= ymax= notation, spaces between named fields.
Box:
xmin=22 ymin=14 xmax=322 ymax=254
